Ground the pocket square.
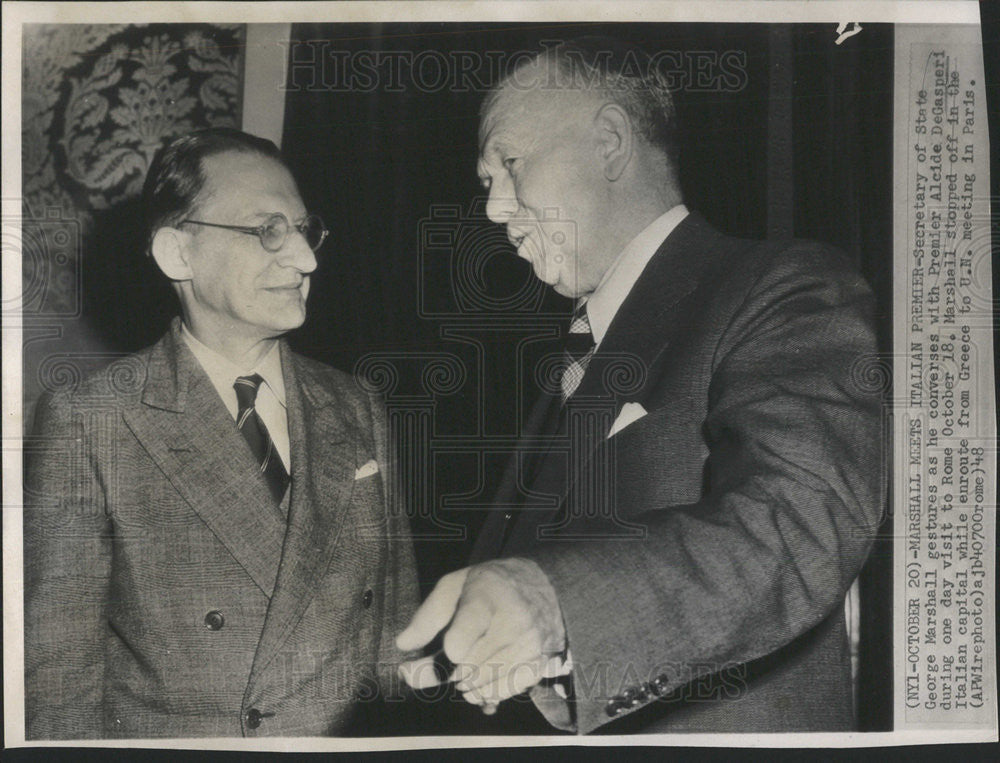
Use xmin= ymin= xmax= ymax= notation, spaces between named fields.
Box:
xmin=607 ymin=402 xmax=647 ymax=438
xmin=354 ymin=459 xmax=379 ymax=480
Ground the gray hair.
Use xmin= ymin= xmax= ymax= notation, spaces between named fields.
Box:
xmin=483 ymin=36 xmax=679 ymax=169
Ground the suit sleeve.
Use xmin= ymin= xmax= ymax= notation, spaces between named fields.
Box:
xmin=365 ymin=391 xmax=420 ymax=698
xmin=24 ymin=391 xmax=113 ymax=739
xmin=521 ymin=247 xmax=883 ymax=733
xmin=345 ymin=389 xmax=426 ymax=736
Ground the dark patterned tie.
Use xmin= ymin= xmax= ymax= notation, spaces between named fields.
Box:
xmin=561 ymin=302 xmax=596 ymax=404
xmin=234 ymin=374 xmax=289 ymax=506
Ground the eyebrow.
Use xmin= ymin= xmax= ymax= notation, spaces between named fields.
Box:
xmin=245 ymin=210 xmax=308 ymax=225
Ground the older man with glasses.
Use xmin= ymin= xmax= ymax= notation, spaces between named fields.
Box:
xmin=24 ymin=127 xmax=418 ymax=739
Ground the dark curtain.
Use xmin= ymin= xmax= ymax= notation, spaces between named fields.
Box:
xmin=786 ymin=24 xmax=895 ymax=734
xmin=281 ymin=22 xmax=894 ymax=732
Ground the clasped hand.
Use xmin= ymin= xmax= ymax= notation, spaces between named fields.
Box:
xmin=396 ymin=558 xmax=567 ymax=713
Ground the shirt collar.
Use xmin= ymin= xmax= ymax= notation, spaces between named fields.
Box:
xmin=583 ymin=204 xmax=689 ymax=346
xmin=180 ymin=322 xmax=286 ymax=408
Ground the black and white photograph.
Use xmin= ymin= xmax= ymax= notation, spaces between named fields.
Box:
xmin=2 ymin=0 xmax=996 ymax=754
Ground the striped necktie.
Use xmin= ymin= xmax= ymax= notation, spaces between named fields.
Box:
xmin=561 ymin=303 xmax=596 ymax=404
xmin=234 ymin=374 xmax=289 ymax=506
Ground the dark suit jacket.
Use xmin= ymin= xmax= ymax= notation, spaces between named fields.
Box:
xmin=472 ymin=213 xmax=883 ymax=733
xmin=24 ymin=318 xmax=418 ymax=738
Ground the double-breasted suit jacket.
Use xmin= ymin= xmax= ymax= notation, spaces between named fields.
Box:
xmin=24 ymin=319 xmax=418 ymax=738
xmin=473 ymin=213 xmax=883 ymax=733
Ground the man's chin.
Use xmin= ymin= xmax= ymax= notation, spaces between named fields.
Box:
xmin=551 ymin=277 xmax=584 ymax=298
xmin=531 ymin=262 xmax=562 ymax=290
xmin=281 ymin=314 xmax=307 ymax=332
xmin=263 ymin=308 xmax=307 ymax=334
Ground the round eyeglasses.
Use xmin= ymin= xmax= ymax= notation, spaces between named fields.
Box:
xmin=180 ymin=213 xmax=329 ymax=253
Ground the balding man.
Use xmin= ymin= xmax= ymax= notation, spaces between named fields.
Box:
xmin=397 ymin=37 xmax=881 ymax=734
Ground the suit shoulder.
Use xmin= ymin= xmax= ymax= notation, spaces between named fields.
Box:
xmin=287 ymin=351 xmax=388 ymax=449
xmin=287 ymin=350 xmax=377 ymax=420
xmin=743 ymin=237 xmax=862 ymax=281
xmin=680 ymin=215 xmax=863 ymax=289
xmin=37 ymin=343 xmax=156 ymax=409
xmin=289 ymin=351 xmax=359 ymax=394
xmin=29 ymin=343 xmax=156 ymax=437
xmin=699 ymin=232 xmax=872 ymax=308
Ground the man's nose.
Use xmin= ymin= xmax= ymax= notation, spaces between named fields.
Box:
xmin=485 ymin=181 xmax=518 ymax=224
xmin=277 ymin=228 xmax=318 ymax=274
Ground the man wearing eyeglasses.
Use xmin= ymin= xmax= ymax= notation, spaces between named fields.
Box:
xmin=24 ymin=128 xmax=418 ymax=738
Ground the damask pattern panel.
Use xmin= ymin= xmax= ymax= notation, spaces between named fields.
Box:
xmin=21 ymin=23 xmax=245 ymax=317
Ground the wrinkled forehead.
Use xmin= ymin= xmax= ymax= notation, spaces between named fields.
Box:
xmin=478 ymin=62 xmax=602 ymax=155
xmin=478 ymin=87 xmax=522 ymax=152
xmin=478 ymin=57 xmax=553 ymax=140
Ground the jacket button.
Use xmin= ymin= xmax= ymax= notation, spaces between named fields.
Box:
xmin=362 ymin=589 xmax=374 ymax=608
xmin=622 ymin=687 xmax=642 ymax=707
xmin=204 ymin=610 xmax=224 ymax=630
xmin=650 ymin=673 xmax=670 ymax=696
xmin=246 ymin=708 xmax=263 ymax=729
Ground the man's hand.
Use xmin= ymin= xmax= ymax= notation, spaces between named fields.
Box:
xmin=396 ymin=558 xmax=567 ymax=712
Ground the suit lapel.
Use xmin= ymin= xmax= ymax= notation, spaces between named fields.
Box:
xmin=571 ymin=214 xmax=716 ymax=409
xmin=495 ymin=388 xmax=563 ymax=506
xmin=472 ymin=387 xmax=563 ymax=563
xmin=504 ymin=213 xmax=727 ymax=549
xmin=122 ymin=320 xmax=285 ymax=596
xmin=249 ymin=345 xmax=359 ymax=680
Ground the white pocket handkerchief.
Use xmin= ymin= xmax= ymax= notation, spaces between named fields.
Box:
xmin=607 ymin=402 xmax=648 ymax=439
xmin=354 ymin=459 xmax=379 ymax=480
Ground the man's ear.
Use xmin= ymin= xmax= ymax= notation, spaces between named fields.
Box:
xmin=594 ymin=103 xmax=633 ymax=182
xmin=150 ymin=227 xmax=193 ymax=281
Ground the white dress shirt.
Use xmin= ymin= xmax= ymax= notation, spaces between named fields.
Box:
xmin=181 ymin=323 xmax=291 ymax=471
xmin=583 ymin=204 xmax=689 ymax=345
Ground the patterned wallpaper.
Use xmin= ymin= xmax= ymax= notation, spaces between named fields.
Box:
xmin=21 ymin=23 xmax=245 ymax=316
xmin=20 ymin=23 xmax=246 ymax=417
